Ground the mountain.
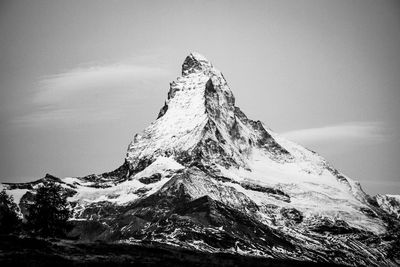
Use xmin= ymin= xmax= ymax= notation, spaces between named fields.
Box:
xmin=1 ymin=52 xmax=399 ymax=266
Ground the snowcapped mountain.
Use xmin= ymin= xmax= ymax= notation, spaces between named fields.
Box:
xmin=2 ymin=52 xmax=399 ymax=266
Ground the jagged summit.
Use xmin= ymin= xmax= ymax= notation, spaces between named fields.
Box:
xmin=126 ymin=52 xmax=290 ymax=173
xmin=182 ymin=52 xmax=214 ymax=76
xmin=126 ymin=52 xmax=244 ymax=172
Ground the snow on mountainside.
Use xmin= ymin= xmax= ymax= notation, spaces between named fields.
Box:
xmin=125 ymin=52 xmax=383 ymax=234
xmin=2 ymin=52 xmax=400 ymax=266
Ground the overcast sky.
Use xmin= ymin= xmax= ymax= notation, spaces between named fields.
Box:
xmin=0 ymin=0 xmax=399 ymax=195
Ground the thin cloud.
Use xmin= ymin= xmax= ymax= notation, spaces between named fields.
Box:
xmin=281 ymin=122 xmax=388 ymax=145
xmin=35 ymin=64 xmax=169 ymax=104
xmin=14 ymin=63 xmax=170 ymax=126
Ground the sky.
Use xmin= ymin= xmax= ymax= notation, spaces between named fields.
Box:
xmin=0 ymin=0 xmax=399 ymax=195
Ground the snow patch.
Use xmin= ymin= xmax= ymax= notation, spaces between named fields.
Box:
xmin=6 ymin=189 xmax=28 ymax=204
xmin=134 ymin=156 xmax=184 ymax=179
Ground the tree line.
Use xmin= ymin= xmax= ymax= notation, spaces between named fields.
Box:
xmin=0 ymin=181 xmax=71 ymax=237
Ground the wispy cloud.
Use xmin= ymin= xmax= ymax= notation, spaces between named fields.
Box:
xmin=281 ymin=122 xmax=389 ymax=145
xmin=14 ymin=62 xmax=170 ymax=126
xmin=35 ymin=64 xmax=169 ymax=104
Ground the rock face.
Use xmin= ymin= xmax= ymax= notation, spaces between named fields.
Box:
xmin=375 ymin=194 xmax=400 ymax=219
xmin=1 ymin=52 xmax=400 ymax=266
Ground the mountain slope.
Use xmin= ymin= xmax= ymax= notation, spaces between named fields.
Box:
xmin=1 ymin=52 xmax=399 ymax=266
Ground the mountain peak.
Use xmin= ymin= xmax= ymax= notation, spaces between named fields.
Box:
xmin=182 ymin=52 xmax=213 ymax=76
xmin=3 ymin=52 xmax=399 ymax=266
xmin=126 ymin=52 xmax=293 ymax=173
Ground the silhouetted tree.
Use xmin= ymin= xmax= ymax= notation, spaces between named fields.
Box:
xmin=27 ymin=181 xmax=71 ymax=237
xmin=0 ymin=190 xmax=21 ymax=234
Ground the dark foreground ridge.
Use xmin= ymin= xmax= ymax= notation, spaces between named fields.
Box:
xmin=0 ymin=235 xmax=346 ymax=267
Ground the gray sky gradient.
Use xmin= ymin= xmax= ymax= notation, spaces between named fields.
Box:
xmin=0 ymin=0 xmax=399 ymax=195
